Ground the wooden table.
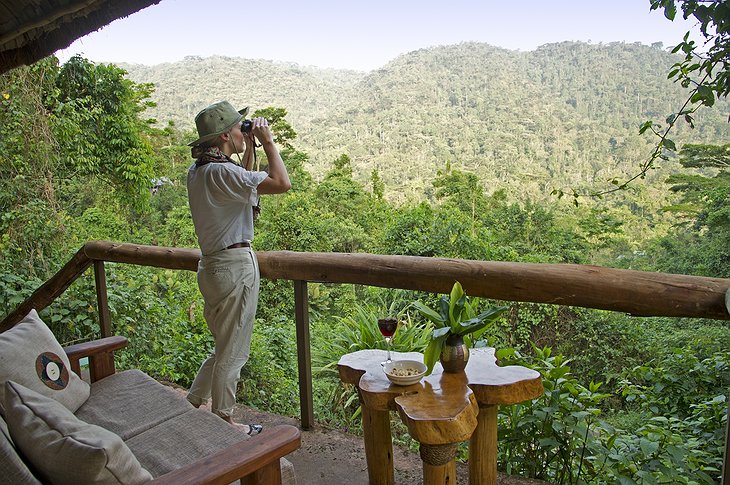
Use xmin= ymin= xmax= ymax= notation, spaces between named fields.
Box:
xmin=338 ymin=348 xmax=543 ymax=485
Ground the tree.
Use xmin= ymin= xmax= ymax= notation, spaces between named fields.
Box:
xmin=664 ymin=143 xmax=729 ymax=228
xmin=432 ymin=164 xmax=489 ymax=224
xmin=55 ymin=56 xmax=157 ymax=210
xmin=654 ymin=143 xmax=729 ymax=277
xmin=251 ymin=106 xmax=297 ymax=150
xmin=0 ymin=56 xmax=161 ymax=273
xmin=370 ymin=169 xmax=384 ymax=199
xmin=583 ymin=0 xmax=729 ymax=200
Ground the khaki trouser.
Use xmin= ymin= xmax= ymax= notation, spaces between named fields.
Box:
xmin=187 ymin=247 xmax=259 ymax=418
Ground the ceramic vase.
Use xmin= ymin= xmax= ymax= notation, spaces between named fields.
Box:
xmin=440 ymin=334 xmax=469 ymax=373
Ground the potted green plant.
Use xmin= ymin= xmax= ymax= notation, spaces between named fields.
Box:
xmin=413 ymin=281 xmax=508 ymax=375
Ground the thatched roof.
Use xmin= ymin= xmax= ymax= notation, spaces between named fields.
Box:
xmin=0 ymin=0 xmax=162 ymax=75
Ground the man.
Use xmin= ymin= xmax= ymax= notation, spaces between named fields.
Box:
xmin=186 ymin=101 xmax=291 ymax=434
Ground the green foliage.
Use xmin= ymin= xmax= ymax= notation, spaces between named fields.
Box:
xmin=241 ymin=316 xmax=299 ymax=416
xmin=497 ymin=345 xmax=613 ymax=482
xmin=601 ymin=0 xmax=730 ymax=200
xmin=370 ymin=169 xmax=385 ymax=199
xmin=548 ymin=310 xmax=656 ymax=390
xmin=665 ymin=144 xmax=729 ymax=230
xmin=0 ymin=269 xmax=41 ymax=319
xmin=102 ymin=265 xmax=210 ymax=383
xmin=0 ymin=56 xmax=165 ymax=276
xmin=498 ymin=344 xmax=727 ymax=483
xmin=432 ymin=165 xmax=489 ymax=216
xmin=42 ymin=283 xmax=99 ymax=346
xmin=650 ymin=143 xmax=730 ymax=277
xmin=381 ymin=203 xmax=438 ymax=256
xmin=313 ymin=299 xmax=431 ymax=377
xmin=651 ymin=0 xmax=730 ymax=103
xmin=251 ymin=106 xmax=297 ymax=150
xmin=643 ymin=317 xmax=730 ymax=356
xmin=280 ymin=148 xmax=314 ymax=191
xmin=619 ymin=347 xmax=729 ymax=418
xmin=55 ymin=56 xmax=157 ymax=212
xmin=598 ymin=414 xmax=721 ymax=484
xmin=0 ymin=59 xmax=71 ymax=273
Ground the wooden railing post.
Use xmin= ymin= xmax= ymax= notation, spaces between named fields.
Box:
xmin=294 ymin=280 xmax=314 ymax=429
xmin=721 ymin=398 xmax=730 ymax=485
xmin=93 ymin=260 xmax=112 ymax=338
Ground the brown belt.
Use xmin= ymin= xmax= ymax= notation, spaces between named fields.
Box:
xmin=225 ymin=242 xmax=251 ymax=249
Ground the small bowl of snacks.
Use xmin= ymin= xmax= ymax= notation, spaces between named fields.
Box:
xmin=382 ymin=360 xmax=427 ymax=386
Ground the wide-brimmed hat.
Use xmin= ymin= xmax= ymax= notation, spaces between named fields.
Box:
xmin=188 ymin=101 xmax=249 ymax=147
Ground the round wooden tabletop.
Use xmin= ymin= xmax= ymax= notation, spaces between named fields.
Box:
xmin=338 ymin=348 xmax=542 ymax=406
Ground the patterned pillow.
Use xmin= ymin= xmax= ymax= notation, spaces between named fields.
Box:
xmin=3 ymin=380 xmax=152 ymax=485
xmin=0 ymin=309 xmax=90 ymax=413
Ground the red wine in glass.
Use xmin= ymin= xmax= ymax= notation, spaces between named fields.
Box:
xmin=378 ymin=318 xmax=397 ymax=337
xmin=378 ymin=318 xmax=397 ymax=364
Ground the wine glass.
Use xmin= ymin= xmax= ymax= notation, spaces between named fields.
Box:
xmin=378 ymin=318 xmax=397 ymax=364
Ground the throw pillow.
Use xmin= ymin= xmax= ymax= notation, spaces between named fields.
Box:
xmin=3 ymin=380 xmax=153 ymax=485
xmin=0 ymin=309 xmax=90 ymax=413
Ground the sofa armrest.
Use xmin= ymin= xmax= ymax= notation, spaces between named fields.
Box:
xmin=64 ymin=336 xmax=128 ymax=383
xmin=148 ymin=424 xmax=301 ymax=485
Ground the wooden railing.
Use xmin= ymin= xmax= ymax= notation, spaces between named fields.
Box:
xmin=2 ymin=241 xmax=730 ymax=481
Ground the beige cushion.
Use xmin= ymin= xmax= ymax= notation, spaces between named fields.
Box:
xmin=125 ymin=408 xmax=296 ymax=485
xmin=0 ymin=309 xmax=89 ymax=413
xmin=76 ymin=370 xmax=192 ymax=440
xmin=0 ymin=413 xmax=40 ymax=484
xmin=3 ymin=380 xmax=153 ymax=485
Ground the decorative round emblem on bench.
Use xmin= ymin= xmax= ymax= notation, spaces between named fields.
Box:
xmin=35 ymin=352 xmax=69 ymax=390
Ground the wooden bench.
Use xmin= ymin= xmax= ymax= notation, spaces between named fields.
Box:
xmin=0 ymin=311 xmax=300 ymax=485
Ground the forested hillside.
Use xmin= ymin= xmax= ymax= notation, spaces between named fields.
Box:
xmin=122 ymin=41 xmax=729 ymax=203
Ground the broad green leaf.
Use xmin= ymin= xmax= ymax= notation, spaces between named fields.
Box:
xmin=476 ymin=306 xmax=509 ymax=322
xmin=537 ymin=437 xmax=559 ymax=448
xmin=448 ymin=282 xmax=466 ymax=328
xmin=449 ymin=281 xmax=464 ymax=305
xmin=412 ymin=301 xmax=445 ymax=327
xmin=639 ymin=120 xmax=653 ymax=134
xmin=432 ymin=327 xmax=450 ymax=339
xmin=495 ymin=348 xmax=515 ymax=361
xmin=456 ymin=319 xmax=491 ymax=336
xmin=639 ymin=438 xmax=659 ymax=456
xmin=423 ymin=336 xmax=446 ymax=376
xmin=438 ymin=296 xmax=450 ymax=321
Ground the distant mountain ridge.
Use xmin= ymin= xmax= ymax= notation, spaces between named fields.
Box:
xmin=121 ymin=42 xmax=729 ymax=203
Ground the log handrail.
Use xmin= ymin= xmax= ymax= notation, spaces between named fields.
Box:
xmin=2 ymin=240 xmax=729 ymax=332
xmin=257 ymin=251 xmax=730 ymax=320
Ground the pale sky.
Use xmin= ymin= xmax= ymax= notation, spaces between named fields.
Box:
xmin=56 ymin=0 xmax=703 ymax=72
